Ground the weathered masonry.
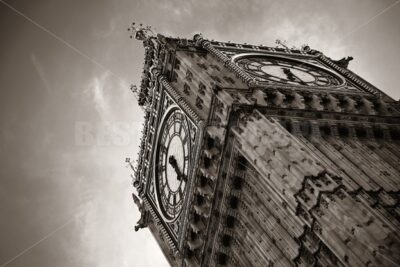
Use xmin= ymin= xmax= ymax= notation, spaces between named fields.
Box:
xmin=130 ymin=27 xmax=400 ymax=267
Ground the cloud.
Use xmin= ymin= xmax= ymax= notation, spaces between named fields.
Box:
xmin=93 ymin=19 xmax=117 ymax=39
xmin=85 ymin=72 xmax=113 ymax=121
xmin=84 ymin=70 xmax=134 ymax=120
xmin=31 ymin=53 xmax=52 ymax=93
xmin=71 ymin=148 xmax=169 ymax=267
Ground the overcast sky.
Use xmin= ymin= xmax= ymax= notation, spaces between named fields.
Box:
xmin=0 ymin=0 xmax=399 ymax=266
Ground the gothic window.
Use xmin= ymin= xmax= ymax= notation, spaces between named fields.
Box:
xmin=223 ymin=76 xmax=235 ymax=84
xmin=210 ymin=64 xmax=221 ymax=71
xmin=174 ymin=58 xmax=181 ymax=70
xmin=221 ymin=235 xmax=231 ymax=247
xmin=186 ymin=70 xmax=193 ymax=82
xmin=210 ymin=75 xmax=222 ymax=83
xmin=226 ymin=215 xmax=235 ymax=228
xmin=183 ymin=83 xmax=191 ymax=95
xmin=232 ymin=176 xmax=243 ymax=190
xmin=196 ymin=97 xmax=204 ymax=109
xmin=229 ymin=196 xmax=239 ymax=209
xmin=198 ymin=82 xmax=206 ymax=95
xmin=197 ymin=63 xmax=208 ymax=70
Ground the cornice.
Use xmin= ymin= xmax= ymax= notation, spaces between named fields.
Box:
xmin=143 ymin=197 xmax=179 ymax=253
xmin=317 ymin=54 xmax=391 ymax=99
xmin=192 ymin=34 xmax=394 ymax=101
xmin=193 ymin=34 xmax=258 ymax=87
xmin=197 ymin=35 xmax=318 ymax=56
xmin=151 ymin=68 xmax=203 ymax=125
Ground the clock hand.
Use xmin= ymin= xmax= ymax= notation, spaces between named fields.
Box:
xmin=168 ymin=155 xmax=178 ymax=168
xmin=168 ymin=155 xmax=187 ymax=182
xmin=282 ymin=68 xmax=307 ymax=85
xmin=282 ymin=68 xmax=294 ymax=80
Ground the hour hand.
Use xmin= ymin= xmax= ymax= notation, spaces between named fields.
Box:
xmin=282 ymin=68 xmax=306 ymax=85
xmin=282 ymin=67 xmax=292 ymax=77
xmin=168 ymin=155 xmax=178 ymax=168
xmin=168 ymin=155 xmax=186 ymax=182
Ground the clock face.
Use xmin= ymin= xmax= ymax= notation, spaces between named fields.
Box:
xmin=154 ymin=108 xmax=191 ymax=221
xmin=235 ymin=56 xmax=345 ymax=87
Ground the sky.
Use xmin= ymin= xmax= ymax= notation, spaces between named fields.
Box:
xmin=0 ymin=0 xmax=399 ymax=266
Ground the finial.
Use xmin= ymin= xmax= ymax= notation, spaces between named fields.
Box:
xmin=128 ymin=22 xmax=155 ymax=41
xmin=126 ymin=157 xmax=137 ymax=173
xmin=130 ymin=84 xmax=142 ymax=102
xmin=130 ymin=84 xmax=138 ymax=93
xmin=275 ymin=39 xmax=289 ymax=50
xmin=193 ymin=33 xmax=203 ymax=41
xmin=301 ymin=44 xmax=311 ymax=53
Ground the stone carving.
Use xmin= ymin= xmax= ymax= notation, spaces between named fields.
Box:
xmin=332 ymin=56 xmax=354 ymax=69
xmin=132 ymin=193 xmax=150 ymax=231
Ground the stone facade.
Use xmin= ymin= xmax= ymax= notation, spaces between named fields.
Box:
xmin=130 ymin=28 xmax=400 ymax=266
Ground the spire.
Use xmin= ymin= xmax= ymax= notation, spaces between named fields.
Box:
xmin=128 ymin=22 xmax=155 ymax=41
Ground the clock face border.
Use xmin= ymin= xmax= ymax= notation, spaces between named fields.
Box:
xmin=153 ymin=105 xmax=193 ymax=223
xmin=232 ymin=53 xmax=346 ymax=88
xmin=143 ymin=87 xmax=201 ymax=249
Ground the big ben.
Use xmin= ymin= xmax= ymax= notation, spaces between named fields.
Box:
xmin=129 ymin=25 xmax=400 ymax=266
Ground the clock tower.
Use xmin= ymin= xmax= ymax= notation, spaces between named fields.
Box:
xmin=130 ymin=26 xmax=400 ymax=266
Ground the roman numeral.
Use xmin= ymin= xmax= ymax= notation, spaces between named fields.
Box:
xmin=162 ymin=131 xmax=169 ymax=144
xmin=169 ymin=127 xmax=174 ymax=138
xmin=162 ymin=194 xmax=167 ymax=204
xmin=182 ymin=134 xmax=188 ymax=144
xmin=171 ymin=113 xmax=176 ymax=122
xmin=162 ymin=182 xmax=167 ymax=191
xmin=178 ymin=123 xmax=182 ymax=135
xmin=178 ymin=187 xmax=183 ymax=200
